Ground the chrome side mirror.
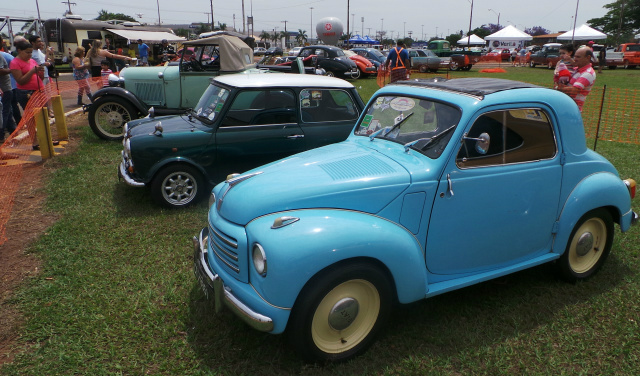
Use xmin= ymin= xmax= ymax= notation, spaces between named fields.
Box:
xmin=463 ymin=132 xmax=491 ymax=155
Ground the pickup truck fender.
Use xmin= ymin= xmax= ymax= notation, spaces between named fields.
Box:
xmin=90 ymin=87 xmax=150 ymax=115
xmin=554 ymin=172 xmax=633 ymax=253
xmin=245 ymin=209 xmax=429 ymax=309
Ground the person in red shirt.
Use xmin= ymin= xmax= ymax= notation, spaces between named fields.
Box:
xmin=9 ymin=39 xmax=44 ymax=149
xmin=557 ymin=46 xmax=596 ymax=112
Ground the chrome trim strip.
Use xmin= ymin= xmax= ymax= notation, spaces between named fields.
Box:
xmin=118 ymin=161 xmax=145 ymax=187
xmin=211 ymin=246 xmax=240 ymax=273
xmin=210 ymin=225 xmax=238 ymax=248
xmin=210 ymin=235 xmax=239 ymax=261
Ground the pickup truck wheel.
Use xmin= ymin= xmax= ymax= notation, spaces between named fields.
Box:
xmin=151 ymin=164 xmax=205 ymax=208
xmin=547 ymin=60 xmax=554 ymax=69
xmin=418 ymin=64 xmax=428 ymax=73
xmin=448 ymin=61 xmax=460 ymax=71
xmin=288 ymin=262 xmax=392 ymax=362
xmin=89 ymin=96 xmax=136 ymax=141
xmin=624 ymin=60 xmax=630 ymax=69
xmin=558 ymin=208 xmax=613 ymax=282
xmin=529 ymin=61 xmax=536 ymax=68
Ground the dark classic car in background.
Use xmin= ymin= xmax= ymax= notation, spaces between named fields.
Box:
xmin=119 ymin=74 xmax=365 ymax=208
xmin=350 ymin=47 xmax=387 ymax=70
xmin=194 ymin=77 xmax=637 ymax=362
xmin=295 ymin=45 xmax=359 ymax=78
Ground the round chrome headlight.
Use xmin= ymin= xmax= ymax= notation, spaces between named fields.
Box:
xmin=108 ymin=73 xmax=121 ymax=87
xmin=252 ymin=243 xmax=267 ymax=276
xmin=123 ymin=138 xmax=131 ymax=159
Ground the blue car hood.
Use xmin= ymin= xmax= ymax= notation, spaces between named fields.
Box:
xmin=215 ymin=141 xmax=412 ymax=225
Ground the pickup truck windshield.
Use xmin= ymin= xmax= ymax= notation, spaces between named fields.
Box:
xmin=355 ymin=95 xmax=462 ymax=159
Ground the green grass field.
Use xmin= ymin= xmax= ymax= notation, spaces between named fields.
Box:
xmin=2 ymin=66 xmax=640 ymax=375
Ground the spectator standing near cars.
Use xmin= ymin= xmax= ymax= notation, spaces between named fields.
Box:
xmin=87 ymin=40 xmax=132 ymax=77
xmin=518 ymin=47 xmax=527 ymax=66
xmin=553 ymin=44 xmax=574 ymax=89
xmin=557 ymin=46 xmax=596 ymax=112
xmin=0 ymin=51 xmax=15 ymax=141
xmin=137 ymin=39 xmax=149 ymax=66
xmin=598 ymin=45 xmax=606 ymax=74
xmin=385 ymin=40 xmax=410 ymax=83
xmin=100 ymin=60 xmax=113 ymax=87
xmin=72 ymin=46 xmax=93 ymax=106
xmin=0 ymin=47 xmax=20 ymax=131
xmin=157 ymin=39 xmax=176 ymax=63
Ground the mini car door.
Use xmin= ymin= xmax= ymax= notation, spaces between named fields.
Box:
xmin=299 ymin=88 xmax=361 ymax=148
xmin=214 ymin=88 xmax=306 ymax=174
xmin=425 ymin=107 xmax=561 ymax=275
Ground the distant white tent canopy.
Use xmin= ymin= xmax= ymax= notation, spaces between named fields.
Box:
xmin=485 ymin=25 xmax=532 ymax=41
xmin=107 ymin=29 xmax=185 ymax=44
xmin=457 ymin=34 xmax=486 ymax=45
xmin=557 ymin=24 xmax=607 ymax=41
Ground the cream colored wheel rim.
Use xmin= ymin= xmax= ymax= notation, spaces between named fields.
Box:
xmin=568 ymin=217 xmax=607 ymax=274
xmin=311 ymin=279 xmax=380 ymax=354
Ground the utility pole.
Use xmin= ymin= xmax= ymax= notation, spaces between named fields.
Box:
xmin=310 ymin=7 xmax=314 ymax=42
xmin=242 ymin=0 xmax=246 ymax=34
xmin=210 ymin=0 xmax=215 ymax=31
xmin=156 ymin=0 xmax=161 ymax=25
xmin=60 ymin=0 xmax=76 ymax=15
xmin=281 ymin=20 xmax=288 ymax=48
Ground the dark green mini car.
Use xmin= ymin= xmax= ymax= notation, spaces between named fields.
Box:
xmin=118 ymin=74 xmax=365 ymax=208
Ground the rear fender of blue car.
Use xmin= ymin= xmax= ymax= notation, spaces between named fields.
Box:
xmin=244 ymin=209 xmax=429 ymax=309
xmin=554 ymin=171 xmax=633 ymax=253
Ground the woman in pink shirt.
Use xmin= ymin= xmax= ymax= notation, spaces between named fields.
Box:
xmin=9 ymin=39 xmax=45 ymax=149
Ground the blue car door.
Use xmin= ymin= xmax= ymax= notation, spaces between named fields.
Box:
xmin=425 ymin=107 xmax=562 ymax=275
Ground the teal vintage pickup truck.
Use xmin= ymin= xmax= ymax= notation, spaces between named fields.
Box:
xmin=424 ymin=39 xmax=482 ymax=71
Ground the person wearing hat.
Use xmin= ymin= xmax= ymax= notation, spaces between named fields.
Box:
xmin=157 ymin=39 xmax=176 ymax=63
xmin=137 ymin=39 xmax=149 ymax=66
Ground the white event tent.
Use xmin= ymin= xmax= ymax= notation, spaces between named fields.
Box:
xmin=457 ymin=34 xmax=486 ymax=45
xmin=557 ymin=24 xmax=607 ymax=41
xmin=485 ymin=25 xmax=532 ymax=49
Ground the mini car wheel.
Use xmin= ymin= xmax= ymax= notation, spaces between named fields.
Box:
xmin=352 ymin=68 xmax=362 ymax=79
xmin=558 ymin=208 xmax=614 ymax=282
xmin=418 ymin=64 xmax=428 ymax=73
xmin=151 ymin=164 xmax=205 ymax=208
xmin=88 ymin=96 xmax=137 ymax=141
xmin=287 ymin=262 xmax=392 ymax=362
xmin=325 ymin=70 xmax=335 ymax=77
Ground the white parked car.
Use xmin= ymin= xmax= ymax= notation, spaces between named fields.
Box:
xmin=288 ymin=46 xmax=302 ymax=56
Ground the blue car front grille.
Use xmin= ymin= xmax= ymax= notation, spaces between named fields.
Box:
xmin=209 ymin=223 xmax=242 ymax=276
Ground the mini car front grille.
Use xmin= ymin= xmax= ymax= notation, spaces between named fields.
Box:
xmin=209 ymin=223 xmax=241 ymax=275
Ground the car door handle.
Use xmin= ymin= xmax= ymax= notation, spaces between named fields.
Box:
xmin=287 ymin=134 xmax=305 ymax=139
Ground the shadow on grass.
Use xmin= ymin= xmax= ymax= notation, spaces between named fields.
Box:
xmin=181 ymin=253 xmax=632 ymax=374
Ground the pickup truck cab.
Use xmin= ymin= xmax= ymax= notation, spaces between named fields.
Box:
xmin=194 ymin=77 xmax=637 ymax=362
xmin=425 ymin=39 xmax=481 ymax=71
xmin=529 ymin=43 xmax=562 ymax=69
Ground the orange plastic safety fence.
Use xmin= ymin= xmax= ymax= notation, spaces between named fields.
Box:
xmin=0 ymin=77 xmax=103 ymax=244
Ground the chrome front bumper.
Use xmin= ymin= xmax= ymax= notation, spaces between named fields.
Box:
xmin=118 ymin=160 xmax=145 ymax=187
xmin=193 ymin=228 xmax=274 ymax=332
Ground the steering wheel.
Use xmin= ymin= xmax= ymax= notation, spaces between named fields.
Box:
xmin=182 ymin=59 xmax=203 ymax=72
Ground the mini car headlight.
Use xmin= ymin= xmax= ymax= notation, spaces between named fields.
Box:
xmin=252 ymin=243 xmax=267 ymax=276
xmin=209 ymin=191 xmax=216 ymax=208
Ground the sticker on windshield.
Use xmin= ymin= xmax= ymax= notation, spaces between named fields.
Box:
xmin=390 ymin=97 xmax=415 ymax=112
xmin=361 ymin=114 xmax=374 ymax=128
xmin=208 ymin=112 xmax=216 ymax=120
xmin=311 ymin=90 xmax=322 ymax=100
xmin=301 ymin=98 xmax=311 ymax=108
xmin=214 ymin=103 xmax=224 ymax=112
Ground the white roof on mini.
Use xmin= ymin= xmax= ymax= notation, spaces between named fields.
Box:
xmin=214 ymin=73 xmax=356 ymax=89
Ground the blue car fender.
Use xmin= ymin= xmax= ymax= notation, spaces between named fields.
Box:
xmin=245 ymin=209 xmax=428 ymax=309
xmin=554 ymin=171 xmax=632 ymax=253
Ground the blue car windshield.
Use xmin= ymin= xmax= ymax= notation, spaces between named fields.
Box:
xmin=355 ymin=95 xmax=462 ymax=159
xmin=194 ymin=83 xmax=230 ymax=125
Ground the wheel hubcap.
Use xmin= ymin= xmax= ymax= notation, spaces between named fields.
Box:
xmin=328 ymin=298 xmax=359 ymax=331
xmin=163 ymin=173 xmax=196 ymax=205
xmin=576 ymin=232 xmax=595 ymax=256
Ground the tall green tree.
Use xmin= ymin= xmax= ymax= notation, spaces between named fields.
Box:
xmin=587 ymin=0 xmax=640 ymax=43
xmin=295 ymin=29 xmax=308 ymax=46
xmin=95 ymin=9 xmax=136 ymax=22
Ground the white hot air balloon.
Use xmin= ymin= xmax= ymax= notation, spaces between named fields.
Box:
xmin=316 ymin=17 xmax=344 ymax=45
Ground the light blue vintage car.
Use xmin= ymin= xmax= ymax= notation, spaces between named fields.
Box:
xmin=193 ymin=78 xmax=638 ymax=362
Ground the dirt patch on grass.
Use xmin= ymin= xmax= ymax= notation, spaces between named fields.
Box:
xmin=0 ymin=114 xmax=85 ymax=366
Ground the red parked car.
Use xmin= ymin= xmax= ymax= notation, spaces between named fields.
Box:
xmin=343 ymin=50 xmax=377 ymax=79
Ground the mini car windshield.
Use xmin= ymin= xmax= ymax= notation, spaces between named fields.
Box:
xmin=193 ymin=83 xmax=230 ymax=125
xmin=355 ymin=95 xmax=462 ymax=159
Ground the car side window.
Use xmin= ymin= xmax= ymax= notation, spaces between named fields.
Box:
xmin=221 ymin=89 xmax=296 ymax=127
xmin=456 ymin=109 xmax=557 ymax=168
xmin=300 ymin=89 xmax=359 ymax=123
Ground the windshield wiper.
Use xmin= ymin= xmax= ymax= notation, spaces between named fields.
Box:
xmin=403 ymin=124 xmax=457 ymax=152
xmin=368 ymin=112 xmax=414 ymax=141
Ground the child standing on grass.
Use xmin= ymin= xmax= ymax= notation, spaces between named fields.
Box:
xmin=100 ymin=60 xmax=113 ymax=87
